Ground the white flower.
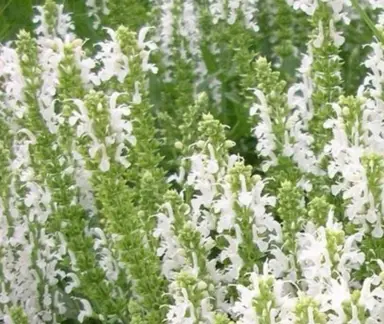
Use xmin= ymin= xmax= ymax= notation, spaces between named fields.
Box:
xmin=250 ymin=88 xmax=277 ymax=170
xmin=77 ymin=299 xmax=93 ymax=323
xmin=268 ymin=247 xmax=290 ymax=278
xmin=132 ymin=81 xmax=142 ymax=104
xmin=0 ymin=45 xmax=26 ymax=120
xmin=166 ymin=300 xmax=194 ymax=324
xmin=138 ymin=27 xmax=157 ymax=51
xmin=54 ymin=291 xmax=67 ymax=315
xmin=313 ymin=21 xmax=324 ymax=48
xmin=64 ymin=273 xmax=81 ymax=294
xmin=220 ymin=236 xmax=243 ymax=280
xmin=286 ymin=0 xmax=317 ymax=15
xmin=95 ymin=28 xmax=129 ymax=83
xmin=85 ymin=0 xmax=110 ymax=29
xmin=0 ymin=283 xmax=9 ymax=304
xmin=34 ymin=4 xmax=75 ymax=39
xmin=109 ymin=92 xmax=136 ymax=146
xmin=329 ymin=19 xmax=345 ymax=46
xmin=214 ymin=186 xmax=236 ymax=233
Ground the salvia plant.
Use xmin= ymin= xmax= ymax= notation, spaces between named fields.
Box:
xmin=2 ymin=0 xmax=384 ymax=323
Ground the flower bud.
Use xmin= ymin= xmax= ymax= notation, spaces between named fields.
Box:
xmin=174 ymin=141 xmax=183 ymax=150
xmin=224 ymin=175 xmax=231 ymax=183
xmin=225 ymin=140 xmax=236 ymax=148
xmin=196 ymin=140 xmax=205 ymax=149
xmin=72 ymin=38 xmax=83 ymax=48
xmin=342 ymin=106 xmax=349 ymax=116
xmin=197 ymin=280 xmax=207 ymax=291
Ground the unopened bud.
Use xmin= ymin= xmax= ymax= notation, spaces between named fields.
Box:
xmin=225 ymin=140 xmax=235 ymax=148
xmin=138 ymin=210 xmax=145 ymax=218
xmin=196 ymin=140 xmax=205 ymax=149
xmin=342 ymin=106 xmax=349 ymax=116
xmin=174 ymin=141 xmax=183 ymax=150
xmin=197 ymin=92 xmax=207 ymax=104
xmin=197 ymin=281 xmax=207 ymax=291
xmin=203 ymin=113 xmax=214 ymax=121
xmin=72 ymin=38 xmax=83 ymax=48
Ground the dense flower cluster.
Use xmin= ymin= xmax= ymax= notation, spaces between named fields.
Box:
xmin=1 ymin=0 xmax=384 ymax=323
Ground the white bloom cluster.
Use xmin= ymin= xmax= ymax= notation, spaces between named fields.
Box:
xmin=34 ymin=3 xmax=75 ymax=39
xmin=95 ymin=28 xmax=130 ymax=83
xmin=2 ymin=0 xmax=384 ymax=323
xmin=70 ymin=93 xmax=135 ymax=172
xmin=156 ymin=115 xmax=283 ymax=321
xmin=250 ymin=88 xmax=278 ymax=171
xmin=0 ymin=46 xmax=26 ymax=122
xmin=287 ymin=0 xmax=351 ymax=21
